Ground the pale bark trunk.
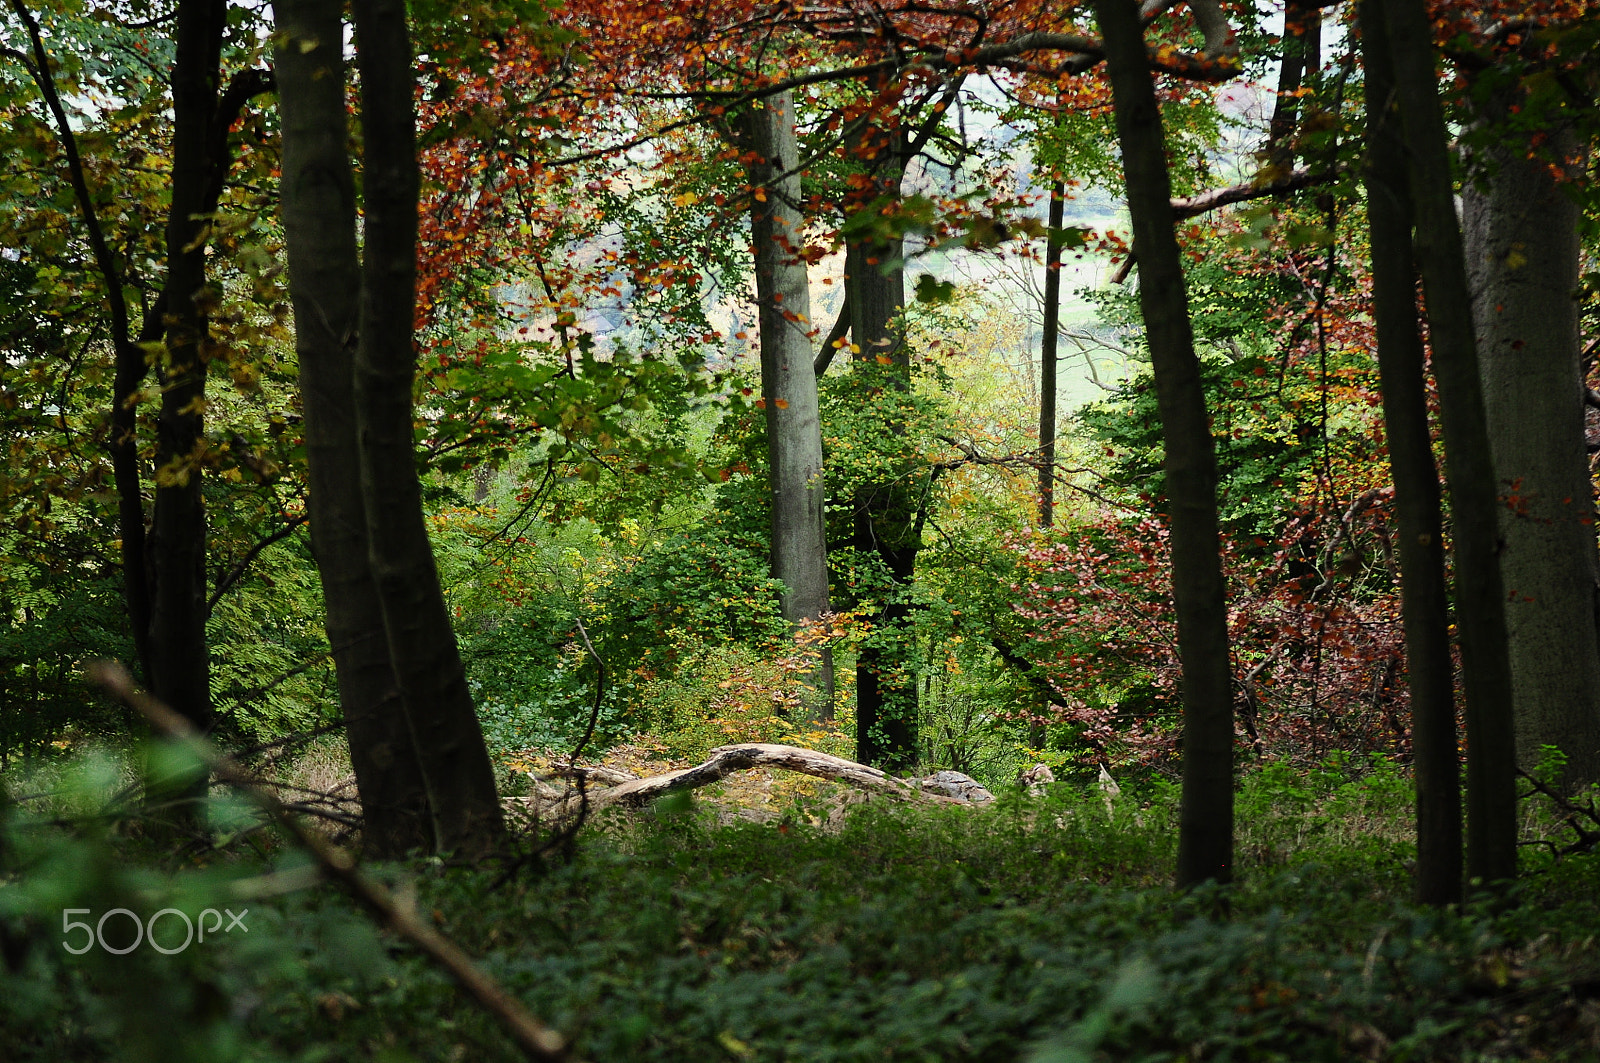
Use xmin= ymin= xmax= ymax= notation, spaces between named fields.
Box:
xmin=1358 ymin=0 xmax=1461 ymax=906
xmin=1382 ymin=0 xmax=1517 ymax=885
xmin=744 ymin=92 xmax=835 ymax=715
xmin=1465 ymin=96 xmax=1600 ymax=791
xmin=273 ymin=0 xmax=434 ymax=855
xmin=1093 ymin=0 xmax=1235 ymax=887
xmin=351 ymin=0 xmax=503 ymax=855
xmin=511 ymin=743 xmax=961 ymax=828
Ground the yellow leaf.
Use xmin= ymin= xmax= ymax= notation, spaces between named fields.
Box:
xmin=773 ymin=398 xmax=789 ymax=409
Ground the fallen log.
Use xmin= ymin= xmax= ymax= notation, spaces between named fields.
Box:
xmin=507 ymin=743 xmax=965 ymax=830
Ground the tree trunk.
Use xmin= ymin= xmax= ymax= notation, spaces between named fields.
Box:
xmin=273 ymin=0 xmax=434 ymax=856
xmin=7 ymin=0 xmax=159 ymax=681
xmin=142 ymin=0 xmax=225 ymax=818
xmin=1464 ymin=90 xmax=1600 ymax=791
xmin=1382 ymin=0 xmax=1517 ymax=885
xmin=1358 ymin=0 xmax=1461 ymax=906
xmin=1038 ymin=178 xmax=1065 ymax=528
xmin=744 ymin=91 xmax=835 ymax=716
xmin=351 ymin=0 xmax=503 ymax=855
xmin=150 ymin=0 xmax=224 ymax=734
xmin=847 ymin=220 xmax=919 ymax=773
xmin=1094 ymin=0 xmax=1235 ymax=888
xmin=1264 ymin=0 xmax=1322 ymax=171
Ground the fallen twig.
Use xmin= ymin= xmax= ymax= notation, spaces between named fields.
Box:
xmin=1517 ymin=768 xmax=1600 ymax=858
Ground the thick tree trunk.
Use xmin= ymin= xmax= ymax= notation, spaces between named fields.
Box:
xmin=1382 ymin=0 xmax=1517 ymax=885
xmin=1094 ymin=0 xmax=1235 ymax=888
xmin=744 ymin=92 xmax=835 ymax=715
xmin=351 ymin=0 xmax=504 ymax=855
xmin=1038 ymin=178 xmax=1065 ymax=528
xmin=1464 ymin=95 xmax=1600 ymax=791
xmin=273 ymin=0 xmax=434 ymax=856
xmin=1358 ymin=0 xmax=1461 ymax=906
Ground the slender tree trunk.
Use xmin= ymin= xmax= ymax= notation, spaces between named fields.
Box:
xmin=141 ymin=0 xmax=224 ymax=821
xmin=744 ymin=92 xmax=835 ymax=716
xmin=1382 ymin=0 xmax=1517 ymax=886
xmin=845 ymin=171 xmax=920 ymax=772
xmin=848 ymin=227 xmax=919 ymax=771
xmin=1358 ymin=0 xmax=1461 ymax=906
xmin=1464 ymin=91 xmax=1600 ymax=791
xmin=351 ymin=0 xmax=503 ymax=855
xmin=1038 ymin=178 xmax=1065 ymax=528
xmin=1094 ymin=0 xmax=1234 ymax=888
xmin=1264 ymin=0 xmax=1322 ymax=171
xmin=273 ymin=0 xmax=434 ymax=856
xmin=150 ymin=0 xmax=224 ymax=737
xmin=6 ymin=0 xmax=159 ymax=680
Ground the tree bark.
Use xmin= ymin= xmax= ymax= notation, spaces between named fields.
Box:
xmin=847 ymin=222 xmax=919 ymax=773
xmin=842 ymin=85 xmax=919 ymax=773
xmin=150 ymin=0 xmax=224 ymax=735
xmin=512 ymin=743 xmax=962 ymax=829
xmin=1264 ymin=0 xmax=1322 ymax=171
xmin=140 ymin=0 xmax=225 ymax=819
xmin=744 ymin=91 xmax=835 ymax=716
xmin=1464 ymin=88 xmax=1600 ymax=791
xmin=351 ymin=0 xmax=503 ymax=855
xmin=1382 ymin=0 xmax=1517 ymax=885
xmin=1093 ymin=0 xmax=1235 ymax=888
xmin=1358 ymin=0 xmax=1461 ymax=906
xmin=273 ymin=0 xmax=434 ymax=856
xmin=1038 ymin=178 xmax=1065 ymax=528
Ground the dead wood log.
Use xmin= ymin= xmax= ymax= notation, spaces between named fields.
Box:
xmin=508 ymin=743 xmax=965 ymax=829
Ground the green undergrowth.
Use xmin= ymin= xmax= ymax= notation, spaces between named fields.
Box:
xmin=1 ymin=760 xmax=1597 ymax=1062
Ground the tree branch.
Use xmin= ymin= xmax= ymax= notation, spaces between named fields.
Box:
xmin=88 ymin=661 xmax=575 ymax=1063
xmin=813 ymin=293 xmax=852 ymax=376
xmin=206 ymin=513 xmax=309 ymax=617
xmin=1184 ymin=0 xmax=1239 ymax=60
xmin=1111 ymin=167 xmax=1334 ymax=283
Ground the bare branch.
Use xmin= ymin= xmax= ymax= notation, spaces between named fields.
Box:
xmin=813 ymin=293 xmax=852 ymax=376
xmin=1170 ymin=166 xmax=1328 ymax=219
xmin=1184 ymin=0 xmax=1239 ymax=60
xmin=206 ymin=513 xmax=309 ymax=617
xmin=87 ymin=661 xmax=576 ymax=1063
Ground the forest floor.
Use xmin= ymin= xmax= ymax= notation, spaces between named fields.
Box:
xmin=3 ymin=752 xmax=1599 ymax=1062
